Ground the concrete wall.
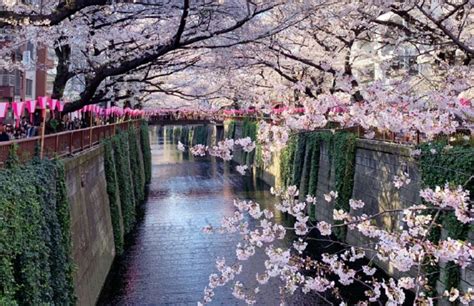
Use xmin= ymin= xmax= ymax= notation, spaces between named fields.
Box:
xmin=63 ymin=146 xmax=115 ymax=306
xmin=345 ymin=140 xmax=421 ymax=279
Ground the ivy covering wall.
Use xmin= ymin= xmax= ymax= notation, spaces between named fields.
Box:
xmin=192 ymin=125 xmax=209 ymax=145
xmin=301 ymin=133 xmax=322 ymax=220
xmin=241 ymin=119 xmax=257 ymax=165
xmin=278 ymin=131 xmax=356 ymax=228
xmin=102 ymin=122 xmax=152 ymax=255
xmin=280 ymin=135 xmax=294 ymax=188
xmin=0 ymin=152 xmax=75 ymax=305
xmin=330 ymin=132 xmax=357 ymax=240
xmin=140 ymin=122 xmax=152 ymax=184
xmin=226 ymin=120 xmax=236 ymax=139
xmin=418 ymin=139 xmax=474 ymax=297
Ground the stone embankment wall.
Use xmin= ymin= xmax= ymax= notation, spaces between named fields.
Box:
xmin=65 ymin=122 xmax=151 ymax=306
xmin=224 ymin=119 xmax=473 ymax=299
xmin=64 ymin=147 xmax=116 ymax=306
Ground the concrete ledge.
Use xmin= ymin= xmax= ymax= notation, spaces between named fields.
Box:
xmin=64 ymin=145 xmax=105 ymax=171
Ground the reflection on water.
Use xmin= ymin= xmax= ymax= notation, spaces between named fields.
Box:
xmin=98 ymin=126 xmax=326 ymax=305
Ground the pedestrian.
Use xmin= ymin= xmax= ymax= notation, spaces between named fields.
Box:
xmin=0 ymin=124 xmax=10 ymax=142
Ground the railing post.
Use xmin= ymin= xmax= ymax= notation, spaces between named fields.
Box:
xmin=55 ymin=134 xmax=59 ymax=153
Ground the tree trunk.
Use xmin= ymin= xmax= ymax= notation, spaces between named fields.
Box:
xmin=51 ymin=44 xmax=72 ymax=100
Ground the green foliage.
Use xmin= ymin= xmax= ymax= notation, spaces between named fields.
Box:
xmin=180 ymin=126 xmax=190 ymax=145
xmin=193 ymin=125 xmax=209 ymax=145
xmin=226 ymin=120 xmax=236 ymax=138
xmin=280 ymin=136 xmax=297 ymax=187
xmin=419 ymin=141 xmax=474 ymax=296
xmin=103 ymin=121 xmax=151 ymax=252
xmin=54 ymin=161 xmax=75 ymax=304
xmin=140 ymin=122 xmax=152 ymax=184
xmin=291 ymin=134 xmax=307 ymax=188
xmin=331 ymin=132 xmax=357 ymax=241
xmin=0 ymin=158 xmax=75 ymax=305
xmin=299 ymin=135 xmax=312 ymax=200
xmin=129 ymin=128 xmax=146 ymax=204
xmin=5 ymin=144 xmax=20 ymax=169
xmin=112 ymin=132 xmax=136 ymax=234
xmin=305 ymin=133 xmax=322 ymax=220
xmin=103 ymin=139 xmax=124 ymax=255
xmin=173 ymin=126 xmax=181 ymax=141
xmin=255 ymin=142 xmax=264 ymax=169
xmin=242 ymin=119 xmax=257 ymax=165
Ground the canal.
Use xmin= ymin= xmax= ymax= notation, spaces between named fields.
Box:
xmin=98 ymin=126 xmax=326 ymax=305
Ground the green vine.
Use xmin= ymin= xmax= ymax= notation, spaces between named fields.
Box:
xmin=280 ymin=135 xmax=297 ymax=187
xmin=129 ymin=128 xmax=146 ymax=205
xmin=193 ymin=125 xmax=209 ymax=145
xmin=226 ymin=120 xmax=236 ymax=139
xmin=180 ymin=126 xmax=190 ymax=145
xmin=291 ymin=134 xmax=307 ymax=188
xmin=330 ymin=132 xmax=357 ymax=241
xmin=103 ymin=139 xmax=124 ymax=255
xmin=242 ymin=119 xmax=257 ymax=165
xmin=140 ymin=122 xmax=152 ymax=184
xmin=418 ymin=140 xmax=473 ymax=297
xmin=112 ymin=132 xmax=136 ymax=234
xmin=0 ymin=156 xmax=75 ymax=305
xmin=304 ymin=133 xmax=323 ymax=220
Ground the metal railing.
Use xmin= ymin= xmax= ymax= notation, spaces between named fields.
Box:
xmin=0 ymin=120 xmax=143 ymax=167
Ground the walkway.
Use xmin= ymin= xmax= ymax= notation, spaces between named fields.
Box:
xmin=98 ymin=127 xmax=323 ymax=305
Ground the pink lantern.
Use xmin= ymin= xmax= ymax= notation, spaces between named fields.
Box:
xmin=57 ymin=101 xmax=65 ymax=112
xmin=12 ymin=101 xmax=25 ymax=127
xmin=0 ymin=102 xmax=9 ymax=119
xmin=25 ymin=100 xmax=37 ymax=123
xmin=37 ymin=96 xmax=47 ymax=109
xmin=48 ymin=98 xmax=57 ymax=111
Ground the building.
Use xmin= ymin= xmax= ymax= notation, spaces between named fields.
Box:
xmin=0 ymin=0 xmax=55 ymax=103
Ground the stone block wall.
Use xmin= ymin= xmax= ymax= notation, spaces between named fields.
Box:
xmin=313 ymin=140 xmax=336 ymax=225
xmin=345 ymin=139 xmax=421 ymax=279
xmin=63 ymin=146 xmax=116 ymax=306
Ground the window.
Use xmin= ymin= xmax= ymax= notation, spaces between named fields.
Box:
xmin=26 ymin=79 xmax=33 ymax=96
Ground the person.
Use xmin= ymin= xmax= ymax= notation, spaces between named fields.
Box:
xmin=0 ymin=124 xmax=10 ymax=142
xmin=27 ymin=124 xmax=38 ymax=137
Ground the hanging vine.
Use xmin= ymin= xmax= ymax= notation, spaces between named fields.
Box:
xmin=0 ymin=153 xmax=75 ymax=305
xmin=418 ymin=139 xmax=474 ymax=297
